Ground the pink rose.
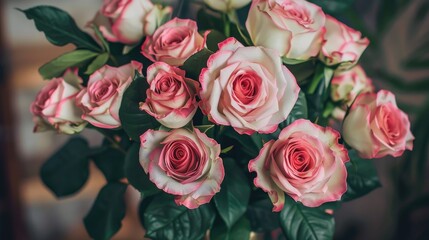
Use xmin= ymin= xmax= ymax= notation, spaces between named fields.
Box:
xmin=199 ymin=37 xmax=300 ymax=135
xmin=342 ymin=90 xmax=414 ymax=159
xmin=139 ymin=128 xmax=224 ymax=209
xmin=31 ymin=70 xmax=87 ymax=134
xmin=76 ymin=61 xmax=142 ymax=129
xmin=139 ymin=62 xmax=199 ymax=128
xmin=246 ymin=0 xmax=326 ymax=61
xmin=248 ymin=119 xmax=349 ymax=211
xmin=320 ymin=15 xmax=369 ymax=70
xmin=90 ymin=0 xmax=172 ymax=44
xmin=141 ymin=18 xmax=209 ymax=66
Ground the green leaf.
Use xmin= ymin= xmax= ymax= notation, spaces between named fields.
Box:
xmin=124 ymin=143 xmax=159 ymax=197
xmin=197 ymin=8 xmax=223 ymax=32
xmin=181 ymin=48 xmax=214 ymax=80
xmin=247 ymin=197 xmax=280 ymax=232
xmin=210 ymin=216 xmax=251 ymax=240
xmin=85 ymin=53 xmax=110 ymax=75
xmin=119 ymin=74 xmax=160 ymax=141
xmin=91 ymin=146 xmax=125 ymax=182
xmin=286 ymin=60 xmax=317 ymax=85
xmin=206 ymin=30 xmax=227 ymax=52
xmin=19 ymin=6 xmax=100 ymax=51
xmin=39 ymin=49 xmax=99 ymax=79
xmin=214 ymin=158 xmax=251 ymax=228
xmin=40 ymin=137 xmax=90 ymax=197
xmin=308 ymin=0 xmax=354 ymax=14
xmin=342 ymin=150 xmax=381 ymax=201
xmin=279 ymin=91 xmax=308 ymax=129
xmin=143 ymin=194 xmax=215 ymax=240
xmin=280 ymin=196 xmax=335 ymax=240
xmin=84 ymin=182 xmax=128 ymax=240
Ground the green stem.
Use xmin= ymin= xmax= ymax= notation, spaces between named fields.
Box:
xmin=222 ymin=13 xmax=231 ymax=37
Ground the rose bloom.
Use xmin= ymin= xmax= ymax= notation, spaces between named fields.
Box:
xmin=139 ymin=62 xmax=199 ymax=128
xmin=90 ymin=0 xmax=172 ymax=44
xmin=246 ymin=0 xmax=326 ymax=61
xmin=343 ymin=90 xmax=414 ymax=159
xmin=204 ymin=0 xmax=251 ymax=12
xmin=31 ymin=70 xmax=87 ymax=134
xmin=141 ymin=18 xmax=209 ymax=66
xmin=248 ymin=119 xmax=349 ymax=211
xmin=320 ymin=15 xmax=369 ymax=70
xmin=139 ymin=128 xmax=224 ymax=209
xmin=199 ymin=37 xmax=300 ymax=135
xmin=76 ymin=61 xmax=142 ymax=129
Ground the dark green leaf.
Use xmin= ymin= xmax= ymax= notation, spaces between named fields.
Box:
xmin=214 ymin=158 xmax=250 ymax=228
xmin=124 ymin=143 xmax=159 ymax=197
xmin=143 ymin=194 xmax=215 ymax=240
xmin=197 ymin=8 xmax=223 ymax=32
xmin=206 ymin=30 xmax=227 ymax=52
xmin=210 ymin=216 xmax=251 ymax=240
xmin=181 ymin=48 xmax=214 ymax=80
xmin=342 ymin=150 xmax=381 ymax=201
xmin=39 ymin=49 xmax=99 ymax=79
xmin=85 ymin=53 xmax=110 ymax=75
xmin=40 ymin=137 xmax=90 ymax=197
xmin=279 ymin=91 xmax=308 ymax=129
xmin=119 ymin=74 xmax=160 ymax=141
xmin=305 ymin=65 xmax=329 ymax=126
xmin=308 ymin=0 xmax=354 ymax=14
xmin=286 ymin=60 xmax=317 ymax=86
xmin=92 ymin=146 xmax=125 ymax=182
xmin=223 ymin=128 xmax=260 ymax=158
xmin=247 ymin=198 xmax=280 ymax=232
xmin=84 ymin=182 xmax=128 ymax=240
xmin=19 ymin=6 xmax=100 ymax=51
xmin=280 ymin=196 xmax=335 ymax=240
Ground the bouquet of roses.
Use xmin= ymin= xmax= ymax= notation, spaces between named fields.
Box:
xmin=22 ymin=0 xmax=414 ymax=239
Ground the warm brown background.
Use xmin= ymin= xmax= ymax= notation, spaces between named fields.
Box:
xmin=1 ymin=0 xmax=428 ymax=239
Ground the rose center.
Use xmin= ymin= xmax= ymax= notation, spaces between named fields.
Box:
xmin=90 ymin=80 xmax=118 ymax=103
xmin=377 ymin=104 xmax=403 ymax=145
xmin=155 ymin=76 xmax=181 ymax=94
xmin=162 ymin=139 xmax=203 ymax=182
xmin=281 ymin=3 xmax=313 ymax=26
xmin=232 ymin=71 xmax=261 ymax=104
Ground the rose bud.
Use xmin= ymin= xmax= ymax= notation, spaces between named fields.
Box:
xmin=199 ymin=37 xmax=300 ymax=135
xmin=141 ymin=18 xmax=209 ymax=66
xmin=76 ymin=61 xmax=142 ymax=129
xmin=204 ymin=0 xmax=251 ymax=12
xmin=320 ymin=15 xmax=369 ymax=70
xmin=139 ymin=62 xmax=199 ymax=128
xmin=248 ymin=119 xmax=349 ymax=211
xmin=343 ymin=90 xmax=414 ymax=159
xmin=30 ymin=70 xmax=87 ymax=134
xmin=330 ymin=65 xmax=374 ymax=120
xmin=139 ymin=128 xmax=224 ymax=209
xmin=90 ymin=0 xmax=172 ymax=44
xmin=246 ymin=0 xmax=326 ymax=61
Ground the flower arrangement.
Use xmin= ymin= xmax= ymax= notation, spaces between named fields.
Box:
xmin=22 ymin=0 xmax=414 ymax=239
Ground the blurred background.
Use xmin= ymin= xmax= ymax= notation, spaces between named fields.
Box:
xmin=0 ymin=0 xmax=428 ymax=239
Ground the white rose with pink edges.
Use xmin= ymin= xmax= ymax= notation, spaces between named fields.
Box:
xmin=199 ymin=37 xmax=300 ymax=135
